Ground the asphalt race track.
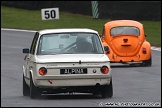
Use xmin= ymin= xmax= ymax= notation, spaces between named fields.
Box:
xmin=1 ymin=29 xmax=161 ymax=107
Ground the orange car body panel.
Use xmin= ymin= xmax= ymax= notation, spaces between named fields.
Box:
xmin=101 ymin=20 xmax=151 ymax=62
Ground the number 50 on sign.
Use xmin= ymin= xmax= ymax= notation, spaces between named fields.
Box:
xmin=41 ymin=8 xmax=59 ymax=20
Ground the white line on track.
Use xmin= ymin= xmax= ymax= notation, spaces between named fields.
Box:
xmin=1 ymin=28 xmax=161 ymax=51
xmin=1 ymin=28 xmax=36 ymax=32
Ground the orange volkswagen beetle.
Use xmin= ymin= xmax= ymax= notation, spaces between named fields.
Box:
xmin=101 ymin=20 xmax=152 ymax=66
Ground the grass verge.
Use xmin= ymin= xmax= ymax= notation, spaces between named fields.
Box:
xmin=1 ymin=6 xmax=161 ymax=46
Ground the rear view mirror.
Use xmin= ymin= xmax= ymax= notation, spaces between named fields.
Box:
xmin=60 ymin=34 xmax=70 ymax=38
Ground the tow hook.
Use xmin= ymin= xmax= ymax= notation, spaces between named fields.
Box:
xmin=48 ymin=80 xmax=52 ymax=84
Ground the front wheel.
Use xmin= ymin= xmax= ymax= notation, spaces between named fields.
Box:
xmin=101 ymin=78 xmax=113 ymax=98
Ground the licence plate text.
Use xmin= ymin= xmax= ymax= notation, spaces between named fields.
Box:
xmin=60 ymin=68 xmax=87 ymax=74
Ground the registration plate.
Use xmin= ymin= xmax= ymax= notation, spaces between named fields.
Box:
xmin=60 ymin=68 xmax=87 ymax=74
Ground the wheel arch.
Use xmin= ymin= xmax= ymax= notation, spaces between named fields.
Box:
xmin=29 ymin=69 xmax=37 ymax=86
xmin=139 ymin=40 xmax=152 ymax=60
xmin=22 ymin=66 xmax=26 ymax=76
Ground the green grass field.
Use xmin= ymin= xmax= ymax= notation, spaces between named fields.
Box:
xmin=1 ymin=6 xmax=161 ymax=46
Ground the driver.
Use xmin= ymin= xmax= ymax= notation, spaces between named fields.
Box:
xmin=75 ymin=36 xmax=93 ymax=52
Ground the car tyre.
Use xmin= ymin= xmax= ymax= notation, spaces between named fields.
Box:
xmin=101 ymin=78 xmax=113 ymax=98
xmin=23 ymin=74 xmax=30 ymax=96
xmin=142 ymin=57 xmax=152 ymax=67
xmin=30 ymin=73 xmax=41 ymax=99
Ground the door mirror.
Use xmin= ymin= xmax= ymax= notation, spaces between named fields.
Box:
xmin=104 ymin=46 xmax=110 ymax=54
xmin=23 ymin=48 xmax=29 ymax=53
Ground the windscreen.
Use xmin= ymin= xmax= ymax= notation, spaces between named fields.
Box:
xmin=37 ymin=32 xmax=104 ymax=55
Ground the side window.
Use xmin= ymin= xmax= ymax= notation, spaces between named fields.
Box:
xmin=29 ymin=32 xmax=39 ymax=54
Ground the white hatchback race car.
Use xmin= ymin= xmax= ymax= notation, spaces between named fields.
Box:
xmin=22 ymin=28 xmax=113 ymax=99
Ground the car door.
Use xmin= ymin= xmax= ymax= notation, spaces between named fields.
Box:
xmin=25 ymin=32 xmax=39 ymax=80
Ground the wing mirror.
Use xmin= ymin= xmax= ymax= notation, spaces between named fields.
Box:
xmin=104 ymin=46 xmax=110 ymax=54
xmin=23 ymin=48 xmax=29 ymax=53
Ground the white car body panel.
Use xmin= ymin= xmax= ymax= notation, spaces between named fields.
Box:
xmin=35 ymin=54 xmax=110 ymax=63
xmin=28 ymin=54 xmax=111 ymax=87
xmin=38 ymin=28 xmax=98 ymax=35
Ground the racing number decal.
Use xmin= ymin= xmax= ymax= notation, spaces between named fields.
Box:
xmin=41 ymin=8 xmax=59 ymax=20
xmin=44 ymin=10 xmax=56 ymax=19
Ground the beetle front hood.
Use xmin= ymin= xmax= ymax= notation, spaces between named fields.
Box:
xmin=35 ymin=54 xmax=110 ymax=63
